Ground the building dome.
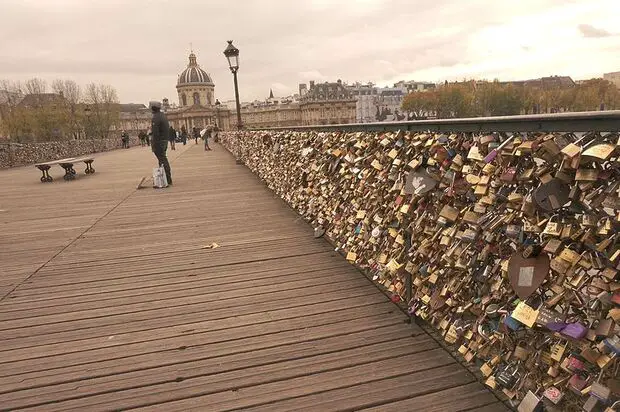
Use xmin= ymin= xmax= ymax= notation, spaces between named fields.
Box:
xmin=177 ymin=53 xmax=214 ymax=86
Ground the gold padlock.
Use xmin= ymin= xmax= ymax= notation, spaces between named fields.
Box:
xmin=559 ymin=246 xmax=581 ymax=264
xmin=543 ymin=214 xmax=563 ymax=237
xmin=544 ymin=238 xmax=563 ymax=254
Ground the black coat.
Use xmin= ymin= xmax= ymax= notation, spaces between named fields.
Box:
xmin=151 ymin=111 xmax=169 ymax=150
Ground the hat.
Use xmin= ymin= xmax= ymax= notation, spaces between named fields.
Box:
xmin=149 ymin=101 xmax=162 ymax=109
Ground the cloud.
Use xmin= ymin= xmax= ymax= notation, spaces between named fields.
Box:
xmin=270 ymin=82 xmax=291 ymax=97
xmin=298 ymin=71 xmax=328 ymax=82
xmin=0 ymin=0 xmax=618 ymax=104
xmin=578 ymin=24 xmax=612 ymax=38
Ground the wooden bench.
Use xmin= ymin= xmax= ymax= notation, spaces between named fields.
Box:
xmin=35 ymin=156 xmax=95 ymax=182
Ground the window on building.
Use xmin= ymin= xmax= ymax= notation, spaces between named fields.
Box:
xmin=181 ymin=93 xmax=187 ymax=106
xmin=193 ymin=93 xmax=200 ymax=105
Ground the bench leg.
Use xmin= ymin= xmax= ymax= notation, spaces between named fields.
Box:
xmin=36 ymin=166 xmax=53 ymax=182
xmin=84 ymin=160 xmax=95 ymax=174
xmin=60 ymin=163 xmax=76 ymax=181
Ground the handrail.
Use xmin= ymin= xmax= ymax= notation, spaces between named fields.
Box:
xmin=249 ymin=110 xmax=620 ymax=133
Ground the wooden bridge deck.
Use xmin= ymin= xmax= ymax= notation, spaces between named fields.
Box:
xmin=0 ymin=142 xmax=507 ymax=411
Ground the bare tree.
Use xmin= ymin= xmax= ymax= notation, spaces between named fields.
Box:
xmin=52 ymin=79 xmax=80 ymax=103
xmin=0 ymin=80 xmax=25 ymax=141
xmin=24 ymin=78 xmax=47 ymax=96
xmin=84 ymin=83 xmax=120 ymax=139
xmin=52 ymin=79 xmax=82 ymax=139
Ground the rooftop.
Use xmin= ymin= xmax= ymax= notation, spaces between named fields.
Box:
xmin=301 ymin=80 xmax=355 ymax=102
xmin=17 ymin=93 xmax=65 ymax=107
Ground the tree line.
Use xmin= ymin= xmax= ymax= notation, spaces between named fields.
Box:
xmin=0 ymin=78 xmax=120 ymax=142
xmin=401 ymin=78 xmax=620 ymax=119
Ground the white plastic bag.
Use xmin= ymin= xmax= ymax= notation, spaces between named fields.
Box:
xmin=153 ymin=166 xmax=168 ymax=188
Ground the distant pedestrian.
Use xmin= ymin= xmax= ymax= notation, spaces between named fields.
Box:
xmin=181 ymin=125 xmax=188 ymax=145
xmin=202 ymin=127 xmax=212 ymax=151
xmin=138 ymin=130 xmax=146 ymax=146
xmin=169 ymin=125 xmax=176 ymax=150
xmin=193 ymin=127 xmax=200 ymax=144
xmin=213 ymin=126 xmax=220 ymax=143
xmin=121 ymin=130 xmax=129 ymax=149
xmin=150 ymin=101 xmax=172 ymax=186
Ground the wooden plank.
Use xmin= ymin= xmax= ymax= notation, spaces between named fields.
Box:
xmin=0 ymin=335 xmax=437 ymax=410
xmin=0 ymin=263 xmax=353 ymax=312
xmin=0 ymin=270 xmax=368 ymax=318
xmin=0 ymin=310 xmax=409 ymax=376
xmin=3 ymin=254 xmax=349 ymax=301
xmin=241 ymin=366 xmax=476 ymax=412
xmin=0 ymin=284 xmax=379 ymax=340
xmin=358 ymin=382 xmax=503 ymax=412
xmin=0 ymin=288 xmax=387 ymax=362
xmin=0 ymin=322 xmax=414 ymax=395
xmin=0 ymin=283 xmax=384 ymax=340
xmin=0 ymin=292 xmax=392 ymax=353
xmin=31 ymin=348 xmax=455 ymax=411
xmin=466 ymin=402 xmax=512 ymax=412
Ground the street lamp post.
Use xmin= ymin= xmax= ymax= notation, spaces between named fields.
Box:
xmin=214 ymin=99 xmax=221 ymax=142
xmin=214 ymin=99 xmax=221 ymax=128
xmin=223 ymin=40 xmax=242 ymax=130
xmin=224 ymin=40 xmax=243 ymax=163
xmin=84 ymin=105 xmax=91 ymax=139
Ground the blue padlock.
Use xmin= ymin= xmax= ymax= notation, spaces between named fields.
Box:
xmin=504 ymin=313 xmax=523 ymax=331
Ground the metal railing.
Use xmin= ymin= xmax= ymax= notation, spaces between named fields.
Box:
xmin=250 ymin=110 xmax=620 ymax=133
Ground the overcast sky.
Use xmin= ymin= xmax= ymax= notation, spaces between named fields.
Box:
xmin=0 ymin=0 xmax=618 ymax=105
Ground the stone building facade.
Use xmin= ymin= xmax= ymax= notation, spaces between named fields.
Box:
xmin=238 ymin=81 xmax=356 ymax=129
xmin=347 ymin=83 xmax=409 ymax=123
xmin=118 ymin=103 xmax=151 ymax=134
xmin=603 ymin=71 xmax=620 ymax=89
xmin=241 ymin=102 xmax=301 ymax=129
xmin=299 ymin=80 xmax=357 ymax=125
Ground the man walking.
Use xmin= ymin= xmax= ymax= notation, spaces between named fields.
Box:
xmin=121 ymin=130 xmax=129 ymax=148
xmin=181 ymin=125 xmax=188 ymax=145
xmin=202 ymin=127 xmax=212 ymax=151
xmin=168 ymin=125 xmax=176 ymax=150
xmin=150 ymin=101 xmax=172 ymax=186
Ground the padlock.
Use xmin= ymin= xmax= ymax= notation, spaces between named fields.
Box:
xmin=506 ymin=224 xmax=521 ymax=238
xmin=495 ymin=363 xmax=521 ymax=389
xmin=561 ymin=322 xmax=588 ymax=340
xmin=568 ymin=372 xmax=588 ymax=394
xmin=590 ymin=381 xmax=611 ymax=402
xmin=542 ymin=214 xmax=563 ymax=237
xmin=517 ymin=390 xmax=543 ymax=412
xmin=547 ymin=364 xmax=560 ymax=377
xmin=564 ymin=354 xmax=586 ymax=372
xmin=549 ymin=341 xmax=567 ymax=362
xmin=513 ymin=341 xmax=530 ymax=361
xmin=543 ymin=386 xmax=564 ymax=405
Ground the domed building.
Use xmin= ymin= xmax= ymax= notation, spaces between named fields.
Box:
xmin=177 ymin=53 xmax=214 ymax=108
xmin=166 ymin=52 xmax=231 ymax=132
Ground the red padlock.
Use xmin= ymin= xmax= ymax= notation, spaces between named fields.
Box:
xmin=566 ymin=355 xmax=585 ymax=372
xmin=568 ymin=373 xmax=588 ymax=394
xmin=612 ymin=291 xmax=620 ymax=305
